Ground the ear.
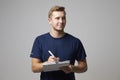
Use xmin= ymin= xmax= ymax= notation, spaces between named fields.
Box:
xmin=48 ymin=18 xmax=51 ymax=24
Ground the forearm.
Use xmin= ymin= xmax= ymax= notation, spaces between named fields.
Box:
xmin=32 ymin=62 xmax=43 ymax=73
xmin=31 ymin=58 xmax=44 ymax=73
xmin=60 ymin=61 xmax=87 ymax=73
xmin=31 ymin=56 xmax=59 ymax=73
xmin=71 ymin=59 xmax=88 ymax=73
xmin=70 ymin=64 xmax=87 ymax=73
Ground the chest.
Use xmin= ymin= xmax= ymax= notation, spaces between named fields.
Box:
xmin=40 ymin=39 xmax=76 ymax=61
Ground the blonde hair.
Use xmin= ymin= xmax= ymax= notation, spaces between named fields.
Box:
xmin=48 ymin=5 xmax=66 ymax=18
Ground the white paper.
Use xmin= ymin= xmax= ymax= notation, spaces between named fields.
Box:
xmin=42 ymin=60 xmax=70 ymax=72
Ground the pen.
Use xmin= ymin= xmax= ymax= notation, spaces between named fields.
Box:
xmin=48 ymin=50 xmax=59 ymax=63
xmin=48 ymin=50 xmax=55 ymax=57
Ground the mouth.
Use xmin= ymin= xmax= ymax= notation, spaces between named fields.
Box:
xmin=58 ymin=25 xmax=65 ymax=28
xmin=58 ymin=23 xmax=65 ymax=27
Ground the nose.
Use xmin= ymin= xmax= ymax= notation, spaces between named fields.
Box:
xmin=59 ymin=18 xmax=63 ymax=23
xmin=59 ymin=18 xmax=66 ymax=24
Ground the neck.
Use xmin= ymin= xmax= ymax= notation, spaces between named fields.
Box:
xmin=50 ymin=30 xmax=65 ymax=38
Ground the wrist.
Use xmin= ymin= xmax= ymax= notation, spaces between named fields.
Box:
xmin=69 ymin=65 xmax=75 ymax=72
xmin=69 ymin=65 xmax=80 ymax=73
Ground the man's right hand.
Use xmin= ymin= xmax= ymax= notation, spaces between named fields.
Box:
xmin=48 ymin=56 xmax=59 ymax=62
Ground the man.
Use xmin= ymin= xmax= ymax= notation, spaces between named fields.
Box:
xmin=30 ymin=5 xmax=87 ymax=80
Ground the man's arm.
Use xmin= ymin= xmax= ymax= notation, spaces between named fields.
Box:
xmin=60 ymin=59 xmax=88 ymax=73
xmin=71 ymin=59 xmax=88 ymax=73
xmin=31 ymin=58 xmax=43 ymax=73
xmin=31 ymin=56 xmax=59 ymax=73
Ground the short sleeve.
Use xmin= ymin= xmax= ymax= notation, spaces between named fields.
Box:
xmin=30 ymin=37 xmax=42 ymax=59
xmin=76 ymin=39 xmax=87 ymax=61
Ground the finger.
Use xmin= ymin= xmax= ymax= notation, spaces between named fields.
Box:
xmin=48 ymin=56 xmax=56 ymax=62
xmin=55 ymin=57 xmax=59 ymax=62
xmin=60 ymin=66 xmax=72 ymax=73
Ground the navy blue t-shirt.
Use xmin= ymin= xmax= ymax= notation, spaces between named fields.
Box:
xmin=30 ymin=33 xmax=86 ymax=80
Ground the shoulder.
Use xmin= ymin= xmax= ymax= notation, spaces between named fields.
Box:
xmin=34 ymin=33 xmax=49 ymax=43
xmin=65 ymin=33 xmax=84 ymax=46
xmin=66 ymin=33 xmax=80 ymax=42
xmin=36 ymin=33 xmax=49 ymax=39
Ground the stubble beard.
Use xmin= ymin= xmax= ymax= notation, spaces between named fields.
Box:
xmin=54 ymin=25 xmax=65 ymax=33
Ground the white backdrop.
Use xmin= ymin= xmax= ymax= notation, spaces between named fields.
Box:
xmin=0 ymin=0 xmax=120 ymax=80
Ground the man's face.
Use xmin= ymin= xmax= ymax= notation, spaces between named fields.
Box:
xmin=48 ymin=11 xmax=66 ymax=32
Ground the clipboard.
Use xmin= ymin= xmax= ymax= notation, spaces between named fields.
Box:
xmin=42 ymin=60 xmax=70 ymax=72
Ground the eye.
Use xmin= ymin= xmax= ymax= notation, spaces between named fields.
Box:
xmin=62 ymin=17 xmax=66 ymax=20
xmin=55 ymin=17 xmax=60 ymax=20
xmin=55 ymin=17 xmax=66 ymax=21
